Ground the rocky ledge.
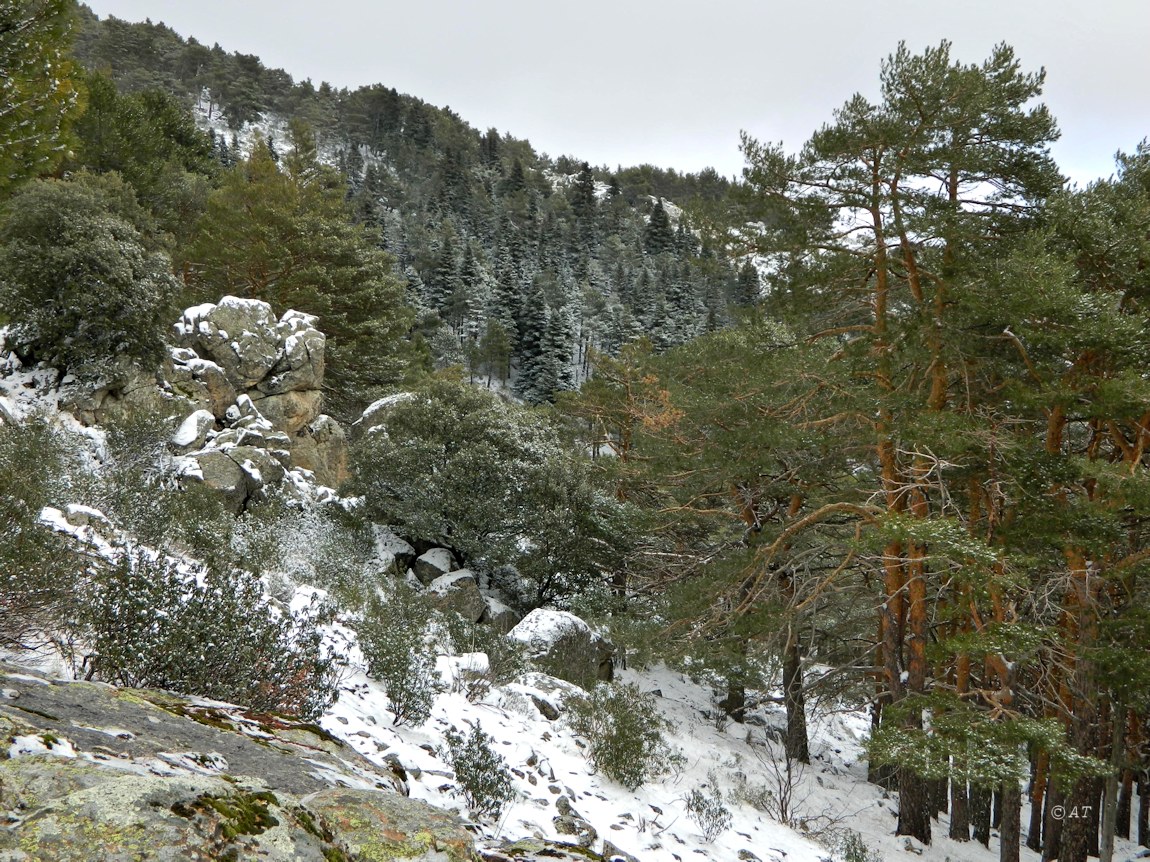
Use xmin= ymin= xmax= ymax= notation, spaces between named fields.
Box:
xmin=0 ymin=664 xmax=474 ymax=861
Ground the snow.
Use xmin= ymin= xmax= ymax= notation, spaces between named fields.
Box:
xmin=428 ymin=570 xmax=477 ymax=595
xmin=172 ymin=410 xmax=214 ymax=447
xmin=508 ymin=608 xmax=591 ymax=651
xmin=9 ymin=734 xmax=77 ymax=759
xmin=415 ymin=546 xmax=456 ymax=575
xmin=218 ymin=295 xmax=273 ymax=315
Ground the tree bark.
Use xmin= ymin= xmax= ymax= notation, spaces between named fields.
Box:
xmin=931 ymin=777 xmax=947 ymax=819
xmin=971 ymin=784 xmax=992 ymax=847
xmin=1042 ymin=784 xmax=1064 ymax=862
xmin=1138 ymin=773 xmax=1150 ymax=847
xmin=1117 ymin=768 xmax=1132 ymax=840
xmin=1101 ymin=701 xmax=1125 ymax=862
xmin=898 ymin=768 xmax=933 ymax=845
xmin=950 ymin=779 xmax=970 ymax=841
xmin=1000 ymin=780 xmax=1021 ymax=862
xmin=782 ymin=622 xmax=809 ymax=763
xmin=1027 ymin=751 xmax=1049 ymax=851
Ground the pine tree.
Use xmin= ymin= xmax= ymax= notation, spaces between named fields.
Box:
xmin=741 ymin=40 xmax=1063 ymax=847
xmin=0 ymin=0 xmax=82 ymax=198
xmin=185 ymin=140 xmax=418 ymax=419
xmin=514 ymin=275 xmax=550 ymax=401
xmin=569 ymin=161 xmax=597 ymax=249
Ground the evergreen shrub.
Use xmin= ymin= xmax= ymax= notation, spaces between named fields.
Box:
xmin=442 ymin=722 xmax=516 ymax=819
xmin=355 ymin=585 xmax=444 ymax=725
xmin=566 ymin=682 xmax=680 ymax=789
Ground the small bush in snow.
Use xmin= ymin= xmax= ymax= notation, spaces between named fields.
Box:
xmin=442 ymin=722 xmax=516 ymax=820
xmin=824 ymin=829 xmax=883 ymax=862
xmin=355 ymin=585 xmax=444 ymax=725
xmin=443 ymin=612 xmax=527 ymax=687
xmin=685 ymin=773 xmax=732 ymax=841
xmin=0 ymin=418 xmax=88 ymax=651
xmin=81 ymin=546 xmax=339 ymax=720
xmin=566 ymin=682 xmax=679 ymax=790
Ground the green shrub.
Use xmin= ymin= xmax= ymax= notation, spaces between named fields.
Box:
xmin=0 ymin=417 xmax=89 ymax=651
xmin=0 ymin=174 xmax=178 ymax=378
xmin=353 ymin=379 xmax=632 ymax=609
xmin=82 ymin=545 xmax=339 ymax=720
xmin=685 ymin=774 xmax=732 ymax=841
xmin=355 ymin=585 xmax=444 ymax=725
xmin=443 ymin=612 xmax=527 ymax=688
xmin=566 ymin=682 xmax=679 ymax=789
xmin=441 ymin=722 xmax=516 ymax=820
xmin=824 ymin=829 xmax=883 ymax=862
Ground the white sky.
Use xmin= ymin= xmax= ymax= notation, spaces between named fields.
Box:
xmin=83 ymin=0 xmax=1149 ymax=187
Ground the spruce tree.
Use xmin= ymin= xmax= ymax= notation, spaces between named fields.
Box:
xmin=733 ymin=260 xmax=760 ymax=306
xmin=643 ymin=199 xmax=675 ymax=256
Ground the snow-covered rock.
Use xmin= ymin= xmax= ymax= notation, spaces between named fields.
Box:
xmin=167 ymin=347 xmax=237 ymax=419
xmin=509 ymin=609 xmax=615 ymax=688
xmin=413 ymin=547 xmax=457 ymax=585
xmin=427 ymin=570 xmax=486 ymax=622
xmin=175 ymin=297 xmax=281 ymax=390
xmin=169 ymin=409 xmax=216 ymax=454
xmin=290 ymin=414 xmax=349 ymax=489
xmin=480 ymin=594 xmax=521 ymax=634
xmin=259 ymin=310 xmax=325 ymax=395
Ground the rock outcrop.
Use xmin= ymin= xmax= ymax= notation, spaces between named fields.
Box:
xmin=0 ymin=664 xmax=477 ymax=861
xmin=169 ymin=297 xmax=347 ymax=492
xmin=508 ymin=610 xmax=615 ymax=689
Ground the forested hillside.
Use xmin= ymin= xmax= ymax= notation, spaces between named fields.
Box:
xmin=68 ymin=4 xmax=755 ymax=413
xmin=3 ymin=3 xmax=1150 ymax=862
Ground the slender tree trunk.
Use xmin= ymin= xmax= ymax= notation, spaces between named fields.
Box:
xmin=899 ymin=768 xmax=933 ymax=845
xmin=991 ymin=788 xmax=1002 ymax=829
xmin=950 ymin=778 xmax=970 ymax=841
xmin=1042 ymin=783 xmax=1064 ymax=862
xmin=1118 ymin=768 xmax=1133 ymax=840
xmin=782 ymin=622 xmax=809 ymax=763
xmin=868 ymin=698 xmax=898 ymax=790
xmin=1088 ymin=777 xmax=1103 ymax=858
xmin=1000 ymin=780 xmax=1021 ymax=862
xmin=1101 ymin=701 xmax=1125 ymax=862
xmin=971 ymin=784 xmax=992 ymax=847
xmin=931 ymin=778 xmax=947 ymax=819
xmin=1138 ymin=773 xmax=1150 ymax=847
xmin=1027 ymin=751 xmax=1049 ymax=850
xmin=1059 ymin=776 xmax=1095 ymax=862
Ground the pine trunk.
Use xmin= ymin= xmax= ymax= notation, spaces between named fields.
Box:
xmin=1027 ymin=751 xmax=1049 ymax=851
xmin=898 ymin=768 xmax=933 ymax=844
xmin=971 ymin=784 xmax=992 ymax=847
xmin=1043 ymin=784 xmax=1064 ymax=862
xmin=782 ymin=624 xmax=809 ymax=763
xmin=1117 ymin=768 xmax=1132 ymax=840
xmin=1101 ymin=702 xmax=1125 ymax=862
xmin=1138 ymin=773 xmax=1150 ymax=847
xmin=931 ymin=778 xmax=947 ymax=819
xmin=1058 ymin=777 xmax=1094 ymax=862
xmin=950 ymin=780 xmax=970 ymax=841
xmin=1000 ymin=781 xmax=1021 ymax=862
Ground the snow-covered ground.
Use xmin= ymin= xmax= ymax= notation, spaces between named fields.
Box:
xmin=4 ymin=339 xmax=1149 ymax=862
xmin=312 ymin=620 xmax=1150 ymax=862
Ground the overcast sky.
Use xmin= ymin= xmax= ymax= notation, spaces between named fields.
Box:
xmin=83 ymin=0 xmax=1148 ymax=186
